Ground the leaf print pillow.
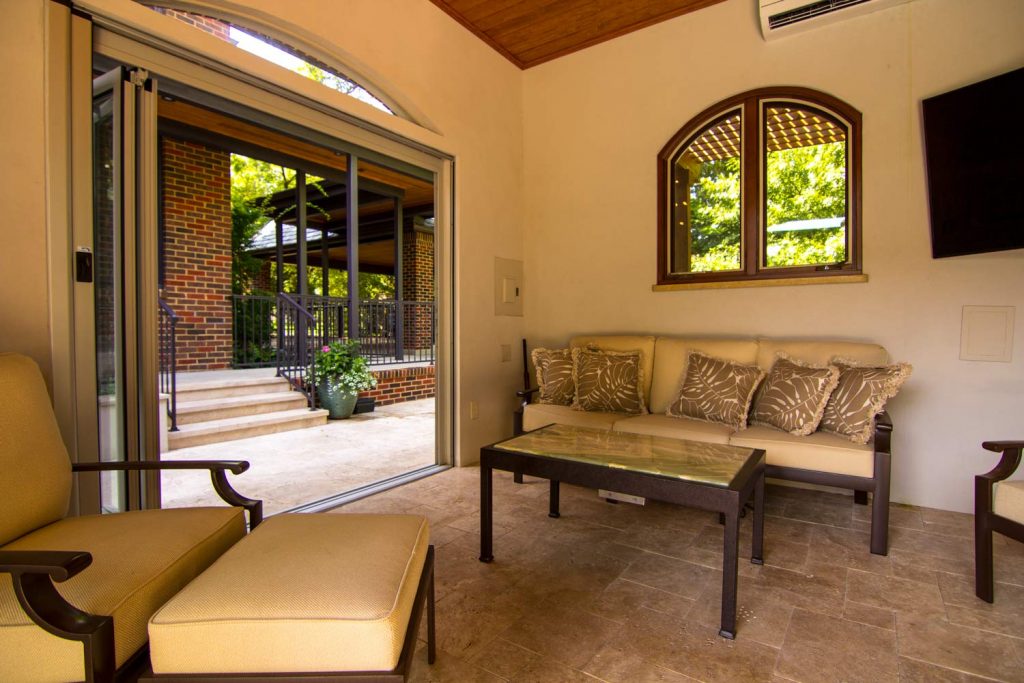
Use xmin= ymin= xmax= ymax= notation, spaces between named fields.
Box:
xmin=819 ymin=358 xmax=912 ymax=444
xmin=531 ymin=347 xmax=575 ymax=405
xmin=571 ymin=348 xmax=645 ymax=414
xmin=750 ymin=353 xmax=839 ymax=435
xmin=666 ymin=352 xmax=765 ymax=429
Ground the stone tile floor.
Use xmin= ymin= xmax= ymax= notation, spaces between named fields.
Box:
xmin=335 ymin=467 xmax=1024 ymax=683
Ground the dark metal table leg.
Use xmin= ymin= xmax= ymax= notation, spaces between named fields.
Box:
xmin=480 ymin=463 xmax=494 ymax=562
xmin=549 ymin=480 xmax=560 ymax=518
xmin=719 ymin=505 xmax=740 ymax=639
xmin=514 ymin=472 xmax=523 ymax=484
xmin=752 ymin=469 xmax=765 ymax=565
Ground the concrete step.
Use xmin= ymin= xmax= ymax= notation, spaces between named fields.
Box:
xmin=168 ymin=408 xmax=328 ymax=450
xmin=175 ymin=391 xmax=309 ymax=425
xmin=175 ymin=376 xmax=292 ymax=402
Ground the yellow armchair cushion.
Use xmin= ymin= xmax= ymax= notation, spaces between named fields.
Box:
xmin=0 ymin=507 xmax=245 ymax=682
xmin=994 ymin=480 xmax=1024 ymax=525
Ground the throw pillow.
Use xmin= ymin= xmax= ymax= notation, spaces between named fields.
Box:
xmin=820 ymin=359 xmax=913 ymax=444
xmin=572 ymin=347 xmax=645 ymax=414
xmin=750 ymin=354 xmax=840 ymax=436
xmin=531 ymin=348 xmax=575 ymax=405
xmin=666 ymin=352 xmax=765 ymax=429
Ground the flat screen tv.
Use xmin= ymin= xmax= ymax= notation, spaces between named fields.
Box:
xmin=922 ymin=67 xmax=1024 ymax=258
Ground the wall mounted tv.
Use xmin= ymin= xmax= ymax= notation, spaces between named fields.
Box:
xmin=922 ymin=67 xmax=1023 ymax=258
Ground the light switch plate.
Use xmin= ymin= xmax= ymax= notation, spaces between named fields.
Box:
xmin=960 ymin=305 xmax=1015 ymax=362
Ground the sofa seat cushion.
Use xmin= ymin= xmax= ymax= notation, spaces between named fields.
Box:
xmin=994 ymin=480 xmax=1024 ymax=524
xmin=148 ymin=514 xmax=429 ymax=675
xmin=523 ymin=403 xmax=623 ymax=432
xmin=0 ymin=506 xmax=245 ymax=682
xmin=612 ymin=414 xmax=735 ymax=444
xmin=729 ymin=426 xmax=875 ymax=478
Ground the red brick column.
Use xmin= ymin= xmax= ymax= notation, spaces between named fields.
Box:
xmin=401 ymin=228 xmax=434 ymax=351
xmin=161 ymin=137 xmax=233 ymax=371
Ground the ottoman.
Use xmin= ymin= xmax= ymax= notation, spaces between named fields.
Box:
xmin=145 ymin=514 xmax=435 ymax=681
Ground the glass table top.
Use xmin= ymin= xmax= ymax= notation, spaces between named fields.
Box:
xmin=491 ymin=424 xmax=761 ymax=488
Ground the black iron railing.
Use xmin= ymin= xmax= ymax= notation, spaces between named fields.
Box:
xmin=232 ymin=294 xmax=277 ymax=368
xmin=158 ymin=299 xmax=179 ymax=431
xmin=276 ymin=293 xmax=318 ymax=406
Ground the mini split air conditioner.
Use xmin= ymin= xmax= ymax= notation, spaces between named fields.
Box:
xmin=760 ymin=0 xmax=912 ymax=40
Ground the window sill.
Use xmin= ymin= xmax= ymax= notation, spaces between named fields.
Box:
xmin=652 ymin=273 xmax=868 ymax=292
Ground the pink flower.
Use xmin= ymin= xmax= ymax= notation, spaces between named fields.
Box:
xmin=322 ymin=346 xmax=330 ymax=352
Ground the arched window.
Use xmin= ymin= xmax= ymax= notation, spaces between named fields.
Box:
xmin=657 ymin=88 xmax=862 ymax=287
xmin=144 ymin=5 xmax=395 ymax=115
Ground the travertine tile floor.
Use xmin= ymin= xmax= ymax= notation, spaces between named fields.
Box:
xmin=335 ymin=467 xmax=1024 ymax=683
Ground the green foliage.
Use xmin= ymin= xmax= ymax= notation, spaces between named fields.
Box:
xmin=310 ymin=340 xmax=377 ymax=392
xmin=296 ymin=62 xmax=358 ymax=95
xmin=276 ymin=264 xmax=395 ymax=300
xmin=688 ymin=157 xmax=741 ymax=272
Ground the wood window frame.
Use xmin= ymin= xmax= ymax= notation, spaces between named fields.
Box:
xmin=656 ymin=87 xmax=863 ymax=289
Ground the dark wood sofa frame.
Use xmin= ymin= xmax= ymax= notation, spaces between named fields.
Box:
xmin=0 ymin=460 xmax=262 ymax=683
xmin=512 ymin=340 xmax=895 ymax=556
xmin=975 ymin=441 xmax=1024 ymax=603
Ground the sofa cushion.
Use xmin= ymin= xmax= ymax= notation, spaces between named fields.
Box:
xmin=729 ymin=426 xmax=875 ymax=478
xmin=649 ymin=338 xmax=759 ymax=415
xmin=612 ymin=414 xmax=735 ymax=444
xmin=0 ymin=353 xmax=72 ymax=546
xmin=750 ymin=355 xmax=840 ymax=436
xmin=148 ymin=514 xmax=429 ymax=674
xmin=0 ymin=507 xmax=245 ymax=682
xmin=531 ymin=347 xmax=575 ymax=405
xmin=523 ymin=403 xmax=622 ymax=433
xmin=666 ymin=352 xmax=764 ymax=430
xmin=994 ymin=480 xmax=1024 ymax=525
xmin=571 ymin=335 xmax=656 ymax=406
xmin=755 ymin=339 xmax=888 ymax=373
xmin=820 ymin=360 xmax=912 ymax=444
xmin=572 ymin=348 xmax=645 ymax=414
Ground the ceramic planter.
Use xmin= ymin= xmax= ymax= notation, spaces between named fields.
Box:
xmin=317 ymin=382 xmax=359 ymax=419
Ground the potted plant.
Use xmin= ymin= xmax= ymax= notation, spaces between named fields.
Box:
xmin=310 ymin=340 xmax=377 ymax=419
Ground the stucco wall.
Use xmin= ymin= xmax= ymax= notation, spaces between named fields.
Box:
xmin=522 ymin=0 xmax=1024 ymax=512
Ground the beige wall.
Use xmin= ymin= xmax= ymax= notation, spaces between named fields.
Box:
xmin=522 ymin=0 xmax=1024 ymax=512
xmin=0 ymin=0 xmax=51 ymax=386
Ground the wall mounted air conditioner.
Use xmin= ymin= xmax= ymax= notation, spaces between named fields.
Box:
xmin=760 ymin=0 xmax=912 ymax=40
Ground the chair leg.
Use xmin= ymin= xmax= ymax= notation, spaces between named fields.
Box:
xmin=975 ymin=474 xmax=995 ymax=603
xmin=870 ymin=451 xmax=891 ymax=555
xmin=854 ymin=490 xmax=868 ymax=505
xmin=513 ymin=472 xmax=523 ymax=484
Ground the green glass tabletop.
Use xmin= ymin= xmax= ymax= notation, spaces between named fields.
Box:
xmin=491 ymin=423 xmax=761 ymax=487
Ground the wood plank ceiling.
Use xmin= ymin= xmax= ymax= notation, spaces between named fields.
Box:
xmin=428 ymin=0 xmax=728 ymax=69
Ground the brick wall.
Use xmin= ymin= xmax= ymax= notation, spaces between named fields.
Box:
xmin=161 ymin=137 xmax=233 ymax=371
xmin=152 ymin=8 xmax=233 ymax=42
xmin=363 ymin=365 xmax=435 ymax=406
xmin=402 ymin=229 xmax=434 ymax=350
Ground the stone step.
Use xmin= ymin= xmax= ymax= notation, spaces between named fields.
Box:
xmin=168 ymin=408 xmax=328 ymax=450
xmin=175 ymin=391 xmax=309 ymax=426
xmin=175 ymin=376 xmax=292 ymax=402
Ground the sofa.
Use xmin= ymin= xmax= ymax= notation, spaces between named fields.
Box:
xmin=515 ymin=335 xmax=906 ymax=555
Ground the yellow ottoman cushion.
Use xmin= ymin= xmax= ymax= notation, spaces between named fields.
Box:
xmin=148 ymin=513 xmax=430 ymax=674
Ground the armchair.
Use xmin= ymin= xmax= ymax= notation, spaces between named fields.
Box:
xmin=975 ymin=441 xmax=1024 ymax=602
xmin=0 ymin=353 xmax=261 ymax=682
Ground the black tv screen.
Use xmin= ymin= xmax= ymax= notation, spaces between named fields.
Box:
xmin=922 ymin=67 xmax=1024 ymax=258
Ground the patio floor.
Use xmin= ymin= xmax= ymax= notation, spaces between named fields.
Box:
xmin=160 ymin=397 xmax=436 ymax=516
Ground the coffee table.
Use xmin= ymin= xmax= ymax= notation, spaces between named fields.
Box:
xmin=479 ymin=423 xmax=765 ymax=639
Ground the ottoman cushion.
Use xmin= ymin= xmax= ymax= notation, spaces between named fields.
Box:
xmin=148 ymin=514 xmax=429 ymax=675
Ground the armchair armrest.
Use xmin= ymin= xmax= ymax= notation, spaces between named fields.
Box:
xmin=979 ymin=442 xmax=1024 ymax=483
xmin=872 ymin=410 xmax=893 ymax=455
xmin=515 ymin=387 xmax=539 ymax=402
xmin=72 ymin=460 xmax=263 ymax=529
xmin=0 ymin=550 xmax=115 ymax=677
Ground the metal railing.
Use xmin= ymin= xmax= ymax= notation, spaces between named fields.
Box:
xmin=232 ymin=294 xmax=277 ymax=368
xmin=276 ymin=293 xmax=318 ymax=406
xmin=158 ymin=299 xmax=179 ymax=431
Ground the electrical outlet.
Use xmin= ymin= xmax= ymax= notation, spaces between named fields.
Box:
xmin=500 ymin=344 xmax=511 ymax=362
xmin=469 ymin=401 xmax=479 ymax=420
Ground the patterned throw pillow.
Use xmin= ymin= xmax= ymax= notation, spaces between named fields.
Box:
xmin=531 ymin=348 xmax=575 ymax=405
xmin=572 ymin=347 xmax=645 ymax=414
xmin=666 ymin=352 xmax=765 ymax=429
xmin=750 ymin=354 xmax=840 ymax=436
xmin=820 ymin=359 xmax=912 ymax=444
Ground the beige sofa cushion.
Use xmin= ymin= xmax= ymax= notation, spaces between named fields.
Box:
xmin=994 ymin=480 xmax=1024 ymax=524
xmin=0 ymin=353 xmax=72 ymax=546
xmin=666 ymin=352 xmax=764 ymax=430
xmin=571 ymin=335 xmax=656 ymax=406
xmin=523 ymin=403 xmax=622 ymax=433
xmin=730 ymin=426 xmax=875 ymax=478
xmin=572 ymin=348 xmax=645 ymax=414
xmin=531 ymin=347 xmax=575 ymax=405
xmin=149 ymin=514 xmax=429 ymax=675
xmin=755 ymin=338 xmax=888 ymax=373
xmin=0 ymin=507 xmax=245 ymax=682
xmin=612 ymin=414 xmax=735 ymax=444
xmin=649 ymin=337 xmax=759 ymax=414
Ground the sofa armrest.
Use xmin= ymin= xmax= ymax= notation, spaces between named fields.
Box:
xmin=873 ymin=410 xmax=893 ymax=455
xmin=72 ymin=460 xmax=263 ymax=529
xmin=979 ymin=442 xmax=1024 ymax=484
xmin=0 ymin=549 xmax=115 ymax=675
